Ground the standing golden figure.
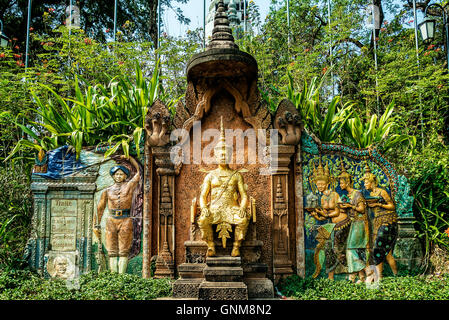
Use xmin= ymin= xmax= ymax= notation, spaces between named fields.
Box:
xmin=196 ymin=117 xmax=251 ymax=257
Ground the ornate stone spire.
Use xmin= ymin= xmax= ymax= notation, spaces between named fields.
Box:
xmin=208 ymin=0 xmax=239 ymax=50
xmin=214 ymin=116 xmax=231 ymax=155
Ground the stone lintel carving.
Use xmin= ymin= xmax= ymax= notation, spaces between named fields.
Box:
xmin=145 ymin=99 xmax=172 ymax=147
xmin=152 ymin=146 xmax=176 ymax=278
xmin=274 ymin=99 xmax=303 ymax=146
xmin=268 ymin=144 xmax=295 ymax=282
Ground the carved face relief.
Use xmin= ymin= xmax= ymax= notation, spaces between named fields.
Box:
xmin=364 ymin=178 xmax=373 ymax=191
xmin=315 ymin=179 xmax=328 ymax=193
xmin=339 ymin=178 xmax=349 ymax=190
xmin=47 ymin=253 xmax=75 ymax=280
xmin=215 ymin=147 xmax=228 ymax=165
xmin=55 ymin=257 xmax=68 ymax=277
xmin=112 ymin=170 xmax=127 ymax=183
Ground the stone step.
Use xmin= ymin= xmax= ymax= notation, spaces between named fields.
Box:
xmin=206 ymin=256 xmax=242 ymax=267
xmin=198 ymin=281 xmax=248 ymax=300
xmin=177 ymin=263 xmax=206 ymax=279
xmin=204 ymin=266 xmax=244 ymax=282
xmin=172 ymin=278 xmax=203 ymax=298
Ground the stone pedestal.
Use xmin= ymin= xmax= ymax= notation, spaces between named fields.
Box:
xmin=198 ymin=257 xmax=248 ymax=300
xmin=173 ymin=240 xmax=274 ymax=299
xmin=152 ymin=146 xmax=176 ymax=279
xmin=26 ymin=166 xmax=98 ymax=278
xmin=393 ymin=216 xmax=424 ymax=271
xmin=172 ymin=263 xmax=205 ymax=298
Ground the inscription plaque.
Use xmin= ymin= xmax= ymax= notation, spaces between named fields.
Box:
xmin=51 ymin=199 xmax=77 ymax=216
xmin=50 ymin=199 xmax=78 ymax=251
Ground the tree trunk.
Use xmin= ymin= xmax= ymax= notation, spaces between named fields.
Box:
xmin=148 ymin=0 xmax=159 ymax=48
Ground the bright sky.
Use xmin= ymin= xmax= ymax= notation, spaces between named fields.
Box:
xmin=163 ymin=0 xmax=421 ymax=38
xmin=164 ymin=0 xmax=272 ymax=37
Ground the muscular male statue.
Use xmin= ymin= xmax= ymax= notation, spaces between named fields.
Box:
xmin=95 ymin=155 xmax=141 ymax=273
xmin=198 ymin=117 xmax=251 ymax=257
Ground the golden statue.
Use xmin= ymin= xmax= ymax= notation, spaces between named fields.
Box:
xmin=194 ymin=117 xmax=252 ymax=257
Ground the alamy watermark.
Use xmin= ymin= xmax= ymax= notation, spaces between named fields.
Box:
xmin=169 ymin=121 xmax=281 ymax=175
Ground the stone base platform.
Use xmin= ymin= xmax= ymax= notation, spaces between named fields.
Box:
xmin=198 ymin=257 xmax=248 ymax=300
xmin=198 ymin=281 xmax=248 ymax=300
xmin=173 ymin=240 xmax=274 ymax=299
xmin=173 ymin=253 xmax=274 ymax=299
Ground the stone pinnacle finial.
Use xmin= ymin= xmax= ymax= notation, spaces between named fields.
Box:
xmin=207 ymin=0 xmax=239 ymax=50
xmin=220 ymin=116 xmax=225 ymax=140
xmin=215 ymin=116 xmax=231 ymax=154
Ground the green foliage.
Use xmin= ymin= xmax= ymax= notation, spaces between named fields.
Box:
xmin=0 ymin=270 xmax=172 ymax=300
xmin=4 ymin=58 xmax=181 ymax=161
xmin=0 ymin=165 xmax=32 ymax=271
xmin=0 ymin=20 xmax=198 ymax=273
xmin=343 ymin=100 xmax=416 ymax=152
xmin=1 ymin=0 xmax=190 ymax=46
xmin=277 ymin=274 xmax=449 ymax=300
xmin=287 ymin=72 xmax=354 ymax=142
xmin=408 ymin=140 xmax=449 ymax=266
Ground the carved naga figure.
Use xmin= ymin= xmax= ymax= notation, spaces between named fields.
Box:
xmin=145 ymin=100 xmax=171 ymax=147
xmin=274 ymin=100 xmax=303 ymax=145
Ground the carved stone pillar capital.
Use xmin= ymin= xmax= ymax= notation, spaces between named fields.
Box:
xmin=274 ymin=99 xmax=303 ymax=146
xmin=268 ymin=144 xmax=295 ymax=175
xmin=152 ymin=146 xmax=178 ymax=176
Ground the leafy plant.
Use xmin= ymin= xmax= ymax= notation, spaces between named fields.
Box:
xmin=343 ymin=100 xmax=416 ymax=152
xmin=98 ymin=60 xmax=162 ymax=159
xmin=277 ymin=274 xmax=449 ymax=300
xmin=0 ymin=270 xmax=173 ymax=300
xmin=287 ymin=72 xmax=354 ymax=142
xmin=412 ymin=158 xmax=449 ymax=271
xmin=0 ymin=165 xmax=32 ymax=271
xmin=4 ymin=60 xmax=181 ymax=161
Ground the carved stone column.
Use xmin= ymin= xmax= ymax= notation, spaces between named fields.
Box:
xmin=153 ymin=146 xmax=176 ymax=278
xmin=294 ymin=148 xmax=305 ymax=278
xmin=142 ymin=138 xmax=153 ymax=278
xmin=144 ymin=99 xmax=173 ymax=278
xmin=28 ymin=184 xmax=48 ymax=275
xmin=268 ymin=144 xmax=295 ymax=282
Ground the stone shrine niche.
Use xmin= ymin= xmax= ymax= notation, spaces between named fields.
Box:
xmin=169 ymin=0 xmax=278 ymax=299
